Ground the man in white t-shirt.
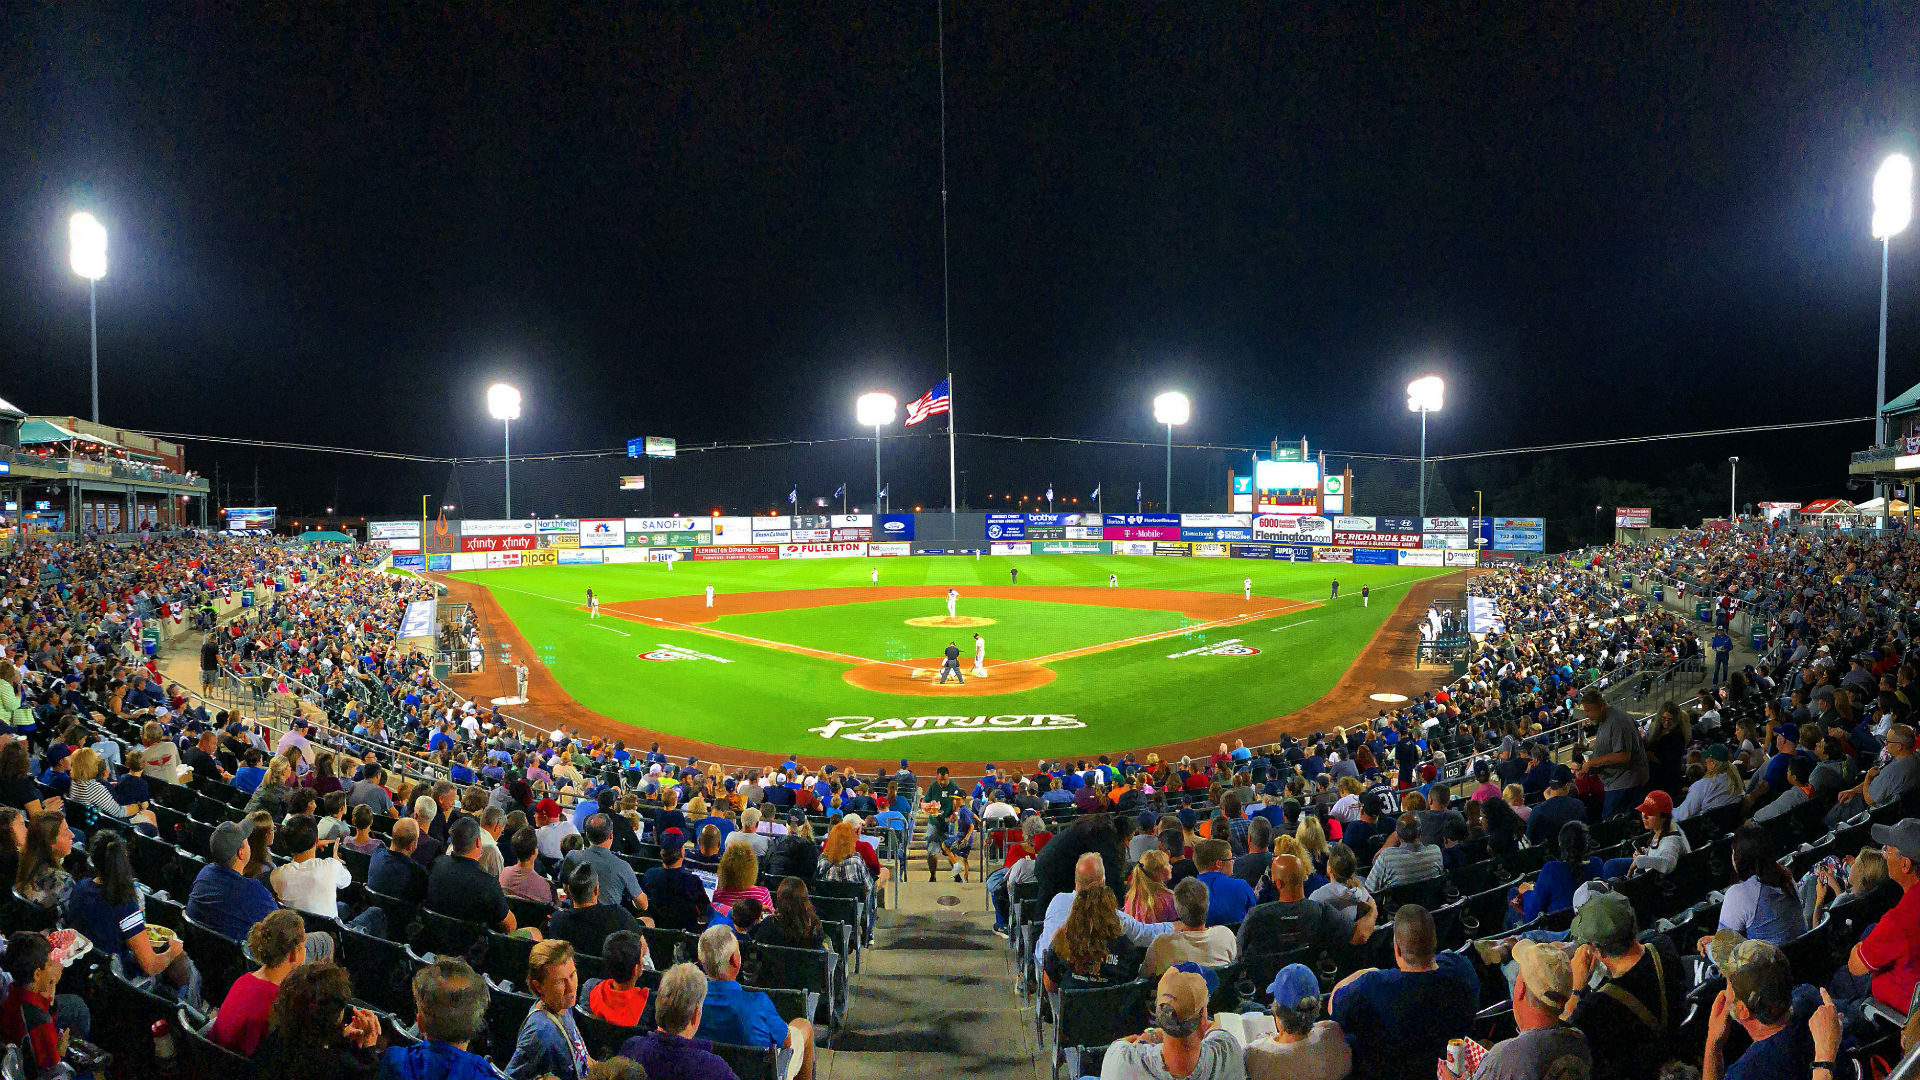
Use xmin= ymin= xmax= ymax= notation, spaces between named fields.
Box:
xmin=270 ymin=814 xmax=353 ymax=918
xmin=1100 ymin=966 xmax=1244 ymax=1080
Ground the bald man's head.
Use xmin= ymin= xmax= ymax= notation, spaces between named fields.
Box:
xmin=1074 ymin=852 xmax=1105 ymax=891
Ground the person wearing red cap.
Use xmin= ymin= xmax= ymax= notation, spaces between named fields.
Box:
xmin=535 ymin=797 xmax=578 ymax=862
xmin=1601 ymin=789 xmax=1692 ymax=880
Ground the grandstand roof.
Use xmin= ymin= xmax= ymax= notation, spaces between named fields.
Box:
xmin=18 ymin=418 xmax=122 ymax=448
xmin=0 ymin=397 xmax=22 ymax=420
xmin=1885 ymin=382 xmax=1920 ymax=416
xmin=1800 ymin=498 xmax=1859 ymax=515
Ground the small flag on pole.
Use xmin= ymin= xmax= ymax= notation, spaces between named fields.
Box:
xmin=904 ymin=379 xmax=952 ymax=426
xmin=1090 ymin=484 xmax=1101 ymax=500
xmin=878 ymin=485 xmax=889 ymax=499
xmin=787 ymin=488 xmax=797 ymax=505
xmin=833 ymin=484 xmax=845 ymax=499
xmin=1046 ymin=485 xmax=1054 ymax=502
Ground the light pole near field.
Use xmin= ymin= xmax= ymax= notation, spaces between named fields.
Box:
xmin=1153 ymin=392 xmax=1189 ymax=514
xmin=1873 ymin=154 xmax=1912 ymax=526
xmin=856 ymin=392 xmax=896 ymax=516
xmin=1407 ymin=376 xmax=1445 ymax=521
xmin=69 ymin=213 xmax=107 ymax=424
xmin=487 ymin=384 xmax=521 ymax=519
xmin=1728 ymin=456 xmax=1739 ymax=520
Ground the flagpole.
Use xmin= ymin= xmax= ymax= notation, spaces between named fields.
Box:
xmin=937 ymin=0 xmax=957 ymax=537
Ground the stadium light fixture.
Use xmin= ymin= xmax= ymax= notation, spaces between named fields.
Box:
xmin=1406 ymin=375 xmax=1445 ymax=520
xmin=1153 ymin=392 xmax=1190 ymax=512
xmin=856 ymin=392 xmax=896 ymax=514
xmin=68 ymin=212 xmax=107 ymax=423
xmin=1873 ymin=154 xmax=1913 ymax=524
xmin=487 ymin=383 xmax=522 ymax=518
xmin=1728 ymin=457 xmax=1739 ymax=520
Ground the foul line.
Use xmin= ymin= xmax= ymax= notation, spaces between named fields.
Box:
xmin=1269 ymin=619 xmax=1316 ymax=633
xmin=1021 ymin=599 xmax=1319 ymax=665
xmin=601 ymin=609 xmax=902 ymax=668
xmin=588 ymin=623 xmax=632 ymax=636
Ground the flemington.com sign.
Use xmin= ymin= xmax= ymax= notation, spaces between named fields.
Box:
xmin=809 ymin=714 xmax=1087 ymax=743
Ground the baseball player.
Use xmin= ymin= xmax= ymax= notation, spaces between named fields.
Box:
xmin=587 ymin=588 xmax=599 ymax=619
xmin=1009 ymin=565 xmax=1018 ymax=585
xmin=971 ymin=632 xmax=987 ymax=677
xmin=1362 ymin=585 xmax=1370 ymax=608
xmin=939 ymin=640 xmax=965 ymax=684
xmin=870 ymin=567 xmax=879 ymax=584
xmin=705 ymin=584 xmax=716 ymax=608
xmin=514 ymin=663 xmax=529 ymax=701
xmin=946 ymin=588 xmax=958 ymax=619
xmin=1108 ymin=573 xmax=1118 ymax=588
xmin=1330 ymin=579 xmax=1340 ymax=599
xmin=1242 ymin=577 xmax=1252 ymax=600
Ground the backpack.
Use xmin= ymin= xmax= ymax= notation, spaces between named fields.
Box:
xmin=766 ymin=835 xmax=817 ymax=882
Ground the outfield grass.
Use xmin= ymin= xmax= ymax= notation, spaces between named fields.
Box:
xmin=449 ymin=556 xmax=1448 ymax=760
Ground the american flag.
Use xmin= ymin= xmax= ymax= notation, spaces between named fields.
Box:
xmin=904 ymin=378 xmax=951 ymax=426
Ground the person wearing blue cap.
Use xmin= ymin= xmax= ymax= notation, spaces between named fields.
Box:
xmin=1244 ymin=963 xmax=1350 ymax=1080
xmin=1524 ymin=765 xmax=1587 ymax=847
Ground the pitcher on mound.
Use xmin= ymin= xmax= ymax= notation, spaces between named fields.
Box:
xmin=971 ymin=632 xmax=987 ymax=677
xmin=946 ymin=588 xmax=958 ymax=620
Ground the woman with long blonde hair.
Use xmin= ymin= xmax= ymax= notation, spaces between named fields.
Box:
xmin=1294 ymin=815 xmax=1330 ymax=872
xmin=712 ymin=841 xmax=772 ymax=913
xmin=1123 ymin=849 xmax=1176 ymax=923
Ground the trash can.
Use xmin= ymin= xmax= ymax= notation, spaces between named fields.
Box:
xmin=432 ymin=662 xmax=451 ymax=681
xmin=1752 ymin=628 xmax=1768 ymax=652
xmin=1652 ymin=587 xmax=1663 ymax=602
xmin=1695 ymin=601 xmax=1711 ymax=622
xmin=241 ymin=589 xmax=254 ymax=609
xmin=141 ymin=627 xmax=160 ymax=658
xmin=274 ymin=577 xmax=286 ymax=592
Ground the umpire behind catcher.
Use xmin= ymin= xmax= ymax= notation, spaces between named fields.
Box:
xmin=939 ymin=640 xmax=965 ymax=684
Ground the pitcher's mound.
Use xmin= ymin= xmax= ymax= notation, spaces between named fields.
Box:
xmin=904 ymin=615 xmax=997 ymax=628
xmin=843 ymin=657 xmax=1055 ymax=695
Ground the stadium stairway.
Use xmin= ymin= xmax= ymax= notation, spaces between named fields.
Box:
xmin=819 ymin=875 xmax=1048 ymax=1080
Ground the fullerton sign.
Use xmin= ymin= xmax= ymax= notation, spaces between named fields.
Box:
xmin=809 ymin=714 xmax=1087 ymax=743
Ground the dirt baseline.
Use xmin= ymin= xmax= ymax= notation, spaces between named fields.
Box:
xmin=601 ymin=585 xmax=1312 ymax=626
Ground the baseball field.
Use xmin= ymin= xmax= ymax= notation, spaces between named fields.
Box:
xmin=442 ymin=555 xmax=1453 ymax=761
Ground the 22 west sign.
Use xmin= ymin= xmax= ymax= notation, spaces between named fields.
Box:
xmin=809 ymin=714 xmax=1087 ymax=743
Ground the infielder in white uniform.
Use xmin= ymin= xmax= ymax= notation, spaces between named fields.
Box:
xmin=587 ymin=588 xmax=599 ymax=618
xmin=870 ymin=567 xmax=879 ymax=584
xmin=971 ymin=632 xmax=987 ymax=677
xmin=1108 ymin=573 xmax=1118 ymax=588
xmin=1243 ymin=577 xmax=1253 ymax=600
xmin=705 ymin=584 xmax=715 ymax=608
xmin=946 ymin=588 xmax=958 ymax=619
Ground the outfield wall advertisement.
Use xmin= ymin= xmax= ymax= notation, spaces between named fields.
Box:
xmin=369 ymin=521 xmax=421 ymax=540
xmin=692 ymin=545 xmax=779 ymax=561
xmin=779 ymin=542 xmax=867 ymax=559
xmin=984 ymin=514 xmax=1025 ymax=540
xmin=990 ymin=542 xmax=1032 ymax=556
xmin=580 ymin=519 xmax=625 ymax=547
xmin=1334 ymin=530 xmax=1422 ymax=549
xmin=868 ymin=542 xmax=912 ymax=556
xmin=875 ymin=514 xmax=915 ymax=540
xmin=1253 ymin=515 xmax=1332 ymax=543
xmin=1491 ymin=517 xmax=1545 ymax=551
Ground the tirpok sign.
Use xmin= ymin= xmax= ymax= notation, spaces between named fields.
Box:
xmin=809 ymin=714 xmax=1087 ymax=743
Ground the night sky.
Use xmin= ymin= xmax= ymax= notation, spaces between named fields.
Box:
xmin=1 ymin=5 xmax=1917 ymax=517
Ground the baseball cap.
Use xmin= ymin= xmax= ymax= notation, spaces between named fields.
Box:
xmin=1638 ymin=790 xmax=1674 ymax=817
xmin=1177 ymin=808 xmax=1197 ymax=830
xmin=660 ymin=828 xmax=685 ymax=851
xmin=44 ymin=744 xmax=71 ymax=765
xmin=210 ymin=820 xmax=251 ymax=865
xmin=1872 ymin=819 xmax=1920 ymax=861
xmin=1512 ymin=940 xmax=1574 ymax=1009
xmin=1137 ymin=810 xmax=1158 ymax=831
xmin=1549 ymin=764 xmax=1574 ymax=786
xmin=1155 ymin=966 xmax=1209 ymax=1036
xmin=1722 ymin=938 xmax=1791 ymax=1017
xmin=1267 ymin=963 xmax=1322 ymax=1012
xmin=1569 ymin=892 xmax=1636 ymax=948
xmin=1775 ymin=723 xmax=1799 ymax=744
xmin=534 ymin=798 xmax=562 ymax=820
xmin=1703 ymin=743 xmax=1731 ymax=763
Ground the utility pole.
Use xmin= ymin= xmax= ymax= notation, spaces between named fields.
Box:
xmin=252 ymin=463 xmax=259 ymax=506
